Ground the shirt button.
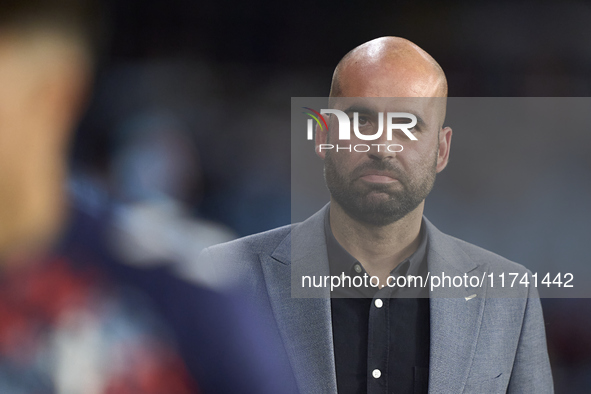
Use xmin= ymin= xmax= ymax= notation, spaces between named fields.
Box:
xmin=354 ymin=264 xmax=362 ymax=273
xmin=372 ymin=369 xmax=381 ymax=379
xmin=374 ymin=299 xmax=383 ymax=308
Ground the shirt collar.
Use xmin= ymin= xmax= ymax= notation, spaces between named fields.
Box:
xmin=324 ymin=206 xmax=429 ymax=279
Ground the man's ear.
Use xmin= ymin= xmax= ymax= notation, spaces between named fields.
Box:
xmin=315 ymin=114 xmax=329 ymax=159
xmin=436 ymin=126 xmax=452 ymax=173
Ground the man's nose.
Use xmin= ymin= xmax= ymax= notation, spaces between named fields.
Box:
xmin=366 ymin=128 xmax=399 ymax=161
xmin=367 ymin=144 xmax=398 ymax=161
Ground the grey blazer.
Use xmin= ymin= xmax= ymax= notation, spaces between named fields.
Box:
xmin=201 ymin=205 xmax=553 ymax=393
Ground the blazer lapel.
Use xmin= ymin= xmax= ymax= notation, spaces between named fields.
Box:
xmin=423 ymin=218 xmax=488 ymax=394
xmin=257 ymin=210 xmax=487 ymax=394
xmin=261 ymin=205 xmax=338 ymax=394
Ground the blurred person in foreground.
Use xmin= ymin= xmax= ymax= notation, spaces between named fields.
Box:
xmin=0 ymin=1 xmax=295 ymax=393
xmin=0 ymin=1 xmax=197 ymax=392
xmin=201 ymin=37 xmax=553 ymax=393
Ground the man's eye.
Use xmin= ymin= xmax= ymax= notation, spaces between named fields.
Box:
xmin=357 ymin=116 xmax=370 ymax=126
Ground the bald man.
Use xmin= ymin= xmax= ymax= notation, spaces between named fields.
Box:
xmin=202 ymin=37 xmax=553 ymax=394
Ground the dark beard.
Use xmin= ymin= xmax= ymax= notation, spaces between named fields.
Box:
xmin=324 ymin=151 xmax=437 ymax=226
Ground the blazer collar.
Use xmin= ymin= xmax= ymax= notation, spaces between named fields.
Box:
xmin=262 ymin=204 xmax=337 ymax=393
xmin=264 ymin=205 xmax=487 ymax=394
xmin=422 ymin=217 xmax=488 ymax=393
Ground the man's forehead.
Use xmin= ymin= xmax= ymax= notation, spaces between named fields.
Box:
xmin=332 ymin=96 xmax=436 ymax=108
xmin=337 ymin=60 xmax=445 ymax=98
xmin=330 ymin=97 xmax=445 ymax=123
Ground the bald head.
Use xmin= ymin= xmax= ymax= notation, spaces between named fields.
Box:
xmin=330 ymin=37 xmax=447 ymax=99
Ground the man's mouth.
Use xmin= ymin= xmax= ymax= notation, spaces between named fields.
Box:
xmin=359 ymin=171 xmax=398 ymax=184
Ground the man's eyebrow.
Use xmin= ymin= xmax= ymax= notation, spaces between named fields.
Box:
xmin=342 ymin=105 xmax=378 ymax=116
xmin=342 ymin=105 xmax=427 ymax=128
xmin=391 ymin=114 xmax=426 ymax=129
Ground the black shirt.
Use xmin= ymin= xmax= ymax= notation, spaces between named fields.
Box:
xmin=325 ymin=209 xmax=430 ymax=394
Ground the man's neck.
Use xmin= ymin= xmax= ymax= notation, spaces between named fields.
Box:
xmin=329 ymin=199 xmax=424 ymax=282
